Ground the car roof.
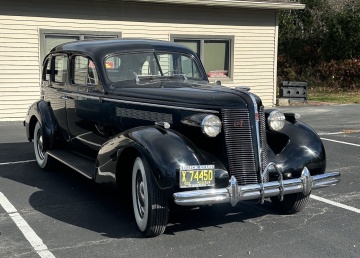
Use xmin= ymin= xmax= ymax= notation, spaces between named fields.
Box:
xmin=50 ymin=38 xmax=195 ymax=57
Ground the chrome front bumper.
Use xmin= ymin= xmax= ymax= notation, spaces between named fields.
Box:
xmin=173 ymin=165 xmax=340 ymax=207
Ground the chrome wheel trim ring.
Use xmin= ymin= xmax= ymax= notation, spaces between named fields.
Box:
xmin=136 ymin=170 xmax=145 ymax=218
xmin=36 ymin=130 xmax=45 ymax=160
xmin=34 ymin=122 xmax=48 ymax=168
xmin=132 ymin=157 xmax=149 ymax=232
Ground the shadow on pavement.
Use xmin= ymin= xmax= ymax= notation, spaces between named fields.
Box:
xmin=0 ymin=142 xmax=34 ymax=163
xmin=0 ymin=142 xmax=279 ymax=239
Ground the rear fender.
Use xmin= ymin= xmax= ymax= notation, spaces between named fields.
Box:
xmin=25 ymin=100 xmax=58 ymax=150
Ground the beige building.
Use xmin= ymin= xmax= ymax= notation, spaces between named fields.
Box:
xmin=0 ymin=0 xmax=304 ymax=121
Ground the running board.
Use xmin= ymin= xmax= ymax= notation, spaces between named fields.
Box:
xmin=47 ymin=149 xmax=95 ymax=179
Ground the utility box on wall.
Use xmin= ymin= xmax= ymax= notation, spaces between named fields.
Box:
xmin=279 ymin=81 xmax=308 ymax=101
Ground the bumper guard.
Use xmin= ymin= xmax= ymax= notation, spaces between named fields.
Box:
xmin=173 ymin=164 xmax=340 ymax=207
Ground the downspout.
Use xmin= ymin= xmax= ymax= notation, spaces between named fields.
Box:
xmin=273 ymin=10 xmax=279 ymax=106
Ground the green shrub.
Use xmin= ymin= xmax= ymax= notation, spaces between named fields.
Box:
xmin=278 ymin=0 xmax=360 ymax=90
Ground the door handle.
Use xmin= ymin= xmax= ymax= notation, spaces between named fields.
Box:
xmin=60 ymin=96 xmax=74 ymax=100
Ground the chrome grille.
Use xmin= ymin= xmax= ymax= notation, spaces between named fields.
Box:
xmin=259 ymin=106 xmax=269 ymax=182
xmin=222 ymin=109 xmax=258 ymax=185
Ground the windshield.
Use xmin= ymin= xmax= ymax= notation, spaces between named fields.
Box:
xmin=105 ymin=51 xmax=203 ymax=83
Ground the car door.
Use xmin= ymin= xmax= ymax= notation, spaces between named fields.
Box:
xmin=43 ymin=54 xmax=70 ymax=141
xmin=66 ymin=55 xmax=109 ymax=159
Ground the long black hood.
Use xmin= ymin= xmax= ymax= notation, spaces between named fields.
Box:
xmin=107 ymin=80 xmax=260 ymax=110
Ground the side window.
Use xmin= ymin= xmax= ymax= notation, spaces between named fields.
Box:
xmin=105 ymin=56 xmax=121 ymax=81
xmin=73 ymin=56 xmax=99 ymax=85
xmin=53 ymin=55 xmax=68 ymax=83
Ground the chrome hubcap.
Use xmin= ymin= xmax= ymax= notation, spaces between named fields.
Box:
xmin=136 ymin=170 xmax=145 ymax=218
xmin=36 ymin=130 xmax=45 ymax=160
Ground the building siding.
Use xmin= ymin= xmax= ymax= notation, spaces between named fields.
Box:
xmin=0 ymin=0 xmax=277 ymax=121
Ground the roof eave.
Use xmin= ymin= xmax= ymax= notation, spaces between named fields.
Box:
xmin=122 ymin=0 xmax=306 ymax=10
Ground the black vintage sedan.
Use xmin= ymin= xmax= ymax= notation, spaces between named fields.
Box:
xmin=24 ymin=39 xmax=340 ymax=237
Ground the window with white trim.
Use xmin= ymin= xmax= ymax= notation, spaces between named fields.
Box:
xmin=39 ymin=29 xmax=121 ymax=61
xmin=172 ymin=36 xmax=233 ymax=79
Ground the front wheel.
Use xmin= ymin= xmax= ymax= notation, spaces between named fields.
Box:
xmin=132 ymin=156 xmax=169 ymax=237
xmin=34 ymin=121 xmax=54 ymax=170
xmin=270 ymin=192 xmax=310 ymax=214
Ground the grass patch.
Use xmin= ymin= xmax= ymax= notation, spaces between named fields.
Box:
xmin=308 ymin=88 xmax=360 ymax=104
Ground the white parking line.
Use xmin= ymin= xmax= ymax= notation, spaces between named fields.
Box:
xmin=319 ymin=130 xmax=360 ymax=136
xmin=311 ymin=194 xmax=360 ymax=214
xmin=0 ymin=160 xmax=36 ymax=166
xmin=321 ymin=138 xmax=360 ymax=147
xmin=0 ymin=192 xmax=56 ymax=258
xmin=319 ymin=132 xmax=346 ymax=135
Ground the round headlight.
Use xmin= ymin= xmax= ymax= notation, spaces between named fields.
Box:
xmin=201 ymin=115 xmax=222 ymax=137
xmin=267 ymin=110 xmax=285 ymax=131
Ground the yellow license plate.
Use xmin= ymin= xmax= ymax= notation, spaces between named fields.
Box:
xmin=179 ymin=165 xmax=215 ymax=188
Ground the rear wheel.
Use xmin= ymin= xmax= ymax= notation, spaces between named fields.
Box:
xmin=270 ymin=192 xmax=310 ymax=214
xmin=34 ymin=121 xmax=54 ymax=170
xmin=132 ymin=156 xmax=169 ymax=237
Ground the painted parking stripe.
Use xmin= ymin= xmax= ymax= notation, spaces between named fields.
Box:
xmin=0 ymin=192 xmax=56 ymax=258
xmin=319 ymin=130 xmax=360 ymax=136
xmin=311 ymin=194 xmax=360 ymax=214
xmin=321 ymin=138 xmax=360 ymax=147
xmin=0 ymin=160 xmax=36 ymax=166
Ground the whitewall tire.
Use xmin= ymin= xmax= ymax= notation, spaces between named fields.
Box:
xmin=34 ymin=121 xmax=53 ymax=170
xmin=131 ymin=156 xmax=169 ymax=237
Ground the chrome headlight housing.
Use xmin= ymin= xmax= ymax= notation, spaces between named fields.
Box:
xmin=201 ymin=115 xmax=222 ymax=137
xmin=267 ymin=110 xmax=285 ymax=131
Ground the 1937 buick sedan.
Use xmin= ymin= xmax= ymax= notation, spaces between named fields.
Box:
xmin=24 ymin=39 xmax=340 ymax=237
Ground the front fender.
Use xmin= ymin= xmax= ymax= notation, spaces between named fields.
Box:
xmin=267 ymin=120 xmax=326 ymax=178
xmin=96 ymin=126 xmax=228 ymax=192
xmin=25 ymin=100 xmax=58 ymax=150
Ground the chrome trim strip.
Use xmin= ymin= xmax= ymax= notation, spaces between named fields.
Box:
xmin=173 ymin=167 xmax=340 ymax=206
xmin=66 ymin=92 xmax=99 ymax=101
xmin=47 ymin=152 xmax=93 ymax=179
xmin=69 ymin=132 xmax=102 ymax=148
xmin=75 ymin=137 xmax=102 ymax=147
xmin=103 ymin=97 xmax=219 ymax=114
xmin=65 ymin=92 xmax=219 ymax=113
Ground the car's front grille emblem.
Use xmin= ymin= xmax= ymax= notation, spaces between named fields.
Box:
xmin=233 ymin=120 xmax=244 ymax=128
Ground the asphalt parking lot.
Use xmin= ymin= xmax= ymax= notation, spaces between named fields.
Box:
xmin=0 ymin=104 xmax=359 ymax=258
